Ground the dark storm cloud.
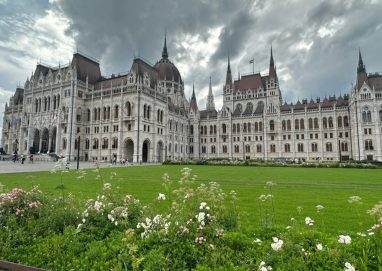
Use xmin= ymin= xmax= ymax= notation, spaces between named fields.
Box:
xmin=1 ymin=0 xmax=382 ymax=112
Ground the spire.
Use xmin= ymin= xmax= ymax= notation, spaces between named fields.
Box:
xmin=270 ymin=45 xmax=274 ymax=67
xmin=190 ymin=83 xmax=198 ymax=112
xmin=356 ymin=48 xmax=368 ymax=89
xmin=357 ymin=48 xmax=366 ymax=73
xmin=207 ymin=76 xmax=215 ymax=111
xmin=225 ymin=55 xmax=233 ymax=86
xmin=269 ymin=45 xmax=278 ymax=81
xmin=162 ymin=33 xmax=168 ymax=59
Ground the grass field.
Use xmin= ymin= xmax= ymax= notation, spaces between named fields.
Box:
xmin=1 ymin=165 xmax=382 ymax=235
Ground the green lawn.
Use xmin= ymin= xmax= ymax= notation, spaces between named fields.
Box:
xmin=1 ymin=165 xmax=381 ymax=235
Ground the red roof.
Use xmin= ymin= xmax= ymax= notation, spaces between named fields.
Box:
xmin=235 ymin=74 xmax=264 ymax=91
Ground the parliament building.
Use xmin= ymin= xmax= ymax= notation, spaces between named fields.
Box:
xmin=2 ymin=38 xmax=382 ymax=162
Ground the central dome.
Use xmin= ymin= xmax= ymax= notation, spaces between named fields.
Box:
xmin=154 ymin=36 xmax=182 ymax=83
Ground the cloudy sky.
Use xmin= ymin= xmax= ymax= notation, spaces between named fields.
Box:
xmin=1 ymin=0 xmax=381 ymax=134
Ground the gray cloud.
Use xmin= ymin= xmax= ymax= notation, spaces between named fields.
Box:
xmin=1 ymin=0 xmax=382 ymax=113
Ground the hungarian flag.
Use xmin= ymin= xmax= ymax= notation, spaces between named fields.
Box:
xmin=249 ymin=58 xmax=254 ymax=64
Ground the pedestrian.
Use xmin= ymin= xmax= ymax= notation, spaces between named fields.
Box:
xmin=30 ymin=154 xmax=34 ymax=164
xmin=21 ymin=154 xmax=25 ymax=164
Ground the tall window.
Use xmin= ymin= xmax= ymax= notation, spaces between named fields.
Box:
xmin=269 ymin=120 xmax=275 ymax=131
xmin=297 ymin=143 xmax=304 ymax=152
xmin=341 ymin=142 xmax=348 ymax=152
xmin=365 ymin=140 xmax=373 ymax=150
xmin=295 ymin=119 xmax=299 ymax=130
xmin=362 ymin=107 xmax=372 ymax=123
xmin=256 ymin=144 xmax=262 ymax=153
xmin=287 ymin=120 xmax=291 ymax=131
xmin=270 ymin=144 xmax=276 ymax=153
xmin=328 ymin=117 xmax=333 ymax=128
xmin=326 ymin=142 xmax=332 ymax=152
xmin=245 ymin=145 xmax=250 ymax=153
xmin=311 ymin=143 xmax=318 ymax=152
xmin=323 ymin=117 xmax=327 ymax=129
xmin=314 ymin=118 xmax=319 ymax=129
xmin=308 ymin=118 xmax=313 ymax=130
xmin=300 ymin=119 xmax=305 ymax=130
xmin=337 ymin=116 xmax=342 ymax=128
xmin=282 ymin=120 xmax=286 ymax=131
xmin=284 ymin=143 xmax=290 ymax=152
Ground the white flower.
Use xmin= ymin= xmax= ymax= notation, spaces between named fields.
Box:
xmin=108 ymin=214 xmax=115 ymax=222
xmin=344 ymin=262 xmax=356 ymax=271
xmin=253 ymin=238 xmax=262 ymax=244
xmin=114 ymin=221 xmax=118 ymax=226
xmin=348 ymin=196 xmax=362 ymax=204
xmin=316 ymin=205 xmax=324 ymax=212
xmin=338 ymin=235 xmax=351 ymax=244
xmin=316 ymin=243 xmax=323 ymax=250
xmin=305 ymin=217 xmax=315 ymax=226
xmin=196 ymin=212 xmax=206 ymax=226
xmin=199 ymin=202 xmax=208 ymax=210
xmin=82 ymin=218 xmax=86 ymax=223
xmin=271 ymin=237 xmax=283 ymax=251
xmin=286 ymin=226 xmax=292 ymax=230
xmin=259 ymin=260 xmax=272 ymax=271
xmin=157 ymin=193 xmax=166 ymax=201
xmin=103 ymin=183 xmax=111 ymax=190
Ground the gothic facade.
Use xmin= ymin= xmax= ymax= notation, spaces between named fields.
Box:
xmin=2 ymin=39 xmax=382 ymax=162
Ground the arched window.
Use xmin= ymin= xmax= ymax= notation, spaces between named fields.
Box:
xmin=297 ymin=143 xmax=304 ymax=152
xmin=362 ymin=106 xmax=372 ymax=123
xmin=147 ymin=106 xmax=151 ymax=119
xmin=243 ymin=123 xmax=247 ymax=133
xmin=328 ymin=117 xmax=333 ymax=128
xmin=308 ymin=118 xmax=313 ymax=130
xmin=314 ymin=118 xmax=319 ymax=129
xmin=222 ymin=123 xmax=226 ymax=134
xmin=326 ymin=142 xmax=332 ymax=152
xmin=93 ymin=138 xmax=99 ymax=149
xmin=295 ymin=119 xmax=299 ymax=130
xmin=270 ymin=144 xmax=276 ymax=153
xmin=256 ymin=144 xmax=262 ymax=153
xmin=126 ymin=102 xmax=132 ymax=116
xmin=87 ymin=109 xmax=91 ymax=122
xmin=269 ymin=120 xmax=275 ymax=131
xmin=300 ymin=119 xmax=305 ymax=130
xmin=143 ymin=104 xmax=147 ymax=118
xmin=112 ymin=137 xmax=118 ymax=149
xmin=311 ymin=143 xmax=318 ymax=152
xmin=337 ymin=116 xmax=342 ymax=128
xmin=284 ymin=143 xmax=290 ymax=152
xmin=210 ymin=125 xmax=213 ymax=135
xmin=341 ymin=142 xmax=348 ymax=152
xmin=323 ymin=117 xmax=327 ymax=129
xmin=287 ymin=120 xmax=291 ymax=131
xmin=102 ymin=138 xmax=109 ymax=149
xmin=282 ymin=120 xmax=286 ymax=131
xmin=114 ymin=105 xmax=119 ymax=119
xmin=85 ymin=139 xmax=90 ymax=150
xmin=254 ymin=122 xmax=258 ymax=132
xmin=379 ymin=109 xmax=382 ymax=122
xmin=247 ymin=122 xmax=251 ymax=133
xmin=343 ymin=116 xmax=349 ymax=127
xmin=259 ymin=122 xmax=263 ymax=132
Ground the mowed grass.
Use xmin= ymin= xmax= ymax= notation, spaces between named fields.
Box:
xmin=1 ymin=165 xmax=382 ymax=235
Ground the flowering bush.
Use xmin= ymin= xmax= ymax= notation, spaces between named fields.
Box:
xmin=0 ymin=186 xmax=43 ymax=224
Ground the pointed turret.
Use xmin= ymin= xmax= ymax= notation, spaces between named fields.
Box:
xmin=206 ymin=77 xmax=215 ymax=111
xmin=225 ymin=56 xmax=232 ymax=86
xmin=357 ymin=48 xmax=366 ymax=73
xmin=356 ymin=48 xmax=368 ymax=89
xmin=269 ymin=45 xmax=278 ymax=81
xmin=190 ymin=83 xmax=198 ymax=112
xmin=162 ymin=33 xmax=168 ymax=59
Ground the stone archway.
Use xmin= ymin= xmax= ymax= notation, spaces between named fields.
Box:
xmin=50 ymin=127 xmax=57 ymax=153
xmin=32 ymin=129 xmax=40 ymax=154
xmin=124 ymin=139 xmax=134 ymax=162
xmin=157 ymin=141 xmax=164 ymax=163
xmin=41 ymin=128 xmax=49 ymax=153
xmin=142 ymin=139 xmax=150 ymax=163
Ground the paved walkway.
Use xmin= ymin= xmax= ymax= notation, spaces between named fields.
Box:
xmin=0 ymin=160 xmax=160 ymax=174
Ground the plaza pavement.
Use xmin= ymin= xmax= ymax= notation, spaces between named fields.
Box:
xmin=0 ymin=160 xmax=160 ymax=174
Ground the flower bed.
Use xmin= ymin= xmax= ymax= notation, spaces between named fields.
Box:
xmin=0 ymin=167 xmax=381 ymax=270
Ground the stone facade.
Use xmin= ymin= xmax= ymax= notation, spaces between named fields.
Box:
xmin=2 ymin=41 xmax=382 ymax=162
